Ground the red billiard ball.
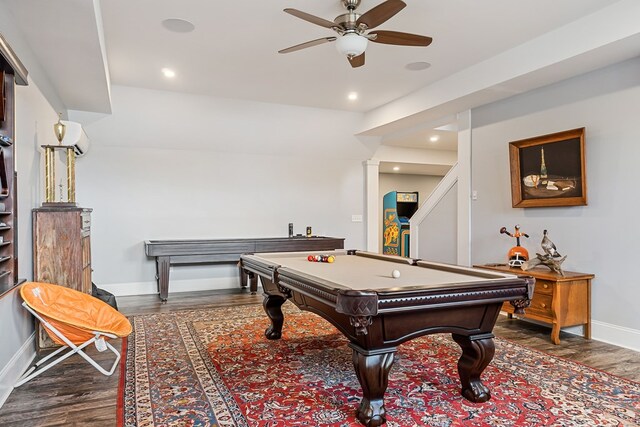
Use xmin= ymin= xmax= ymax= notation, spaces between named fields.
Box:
xmin=308 ymin=255 xmax=314 ymax=262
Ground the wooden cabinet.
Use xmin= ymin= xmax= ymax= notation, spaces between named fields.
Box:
xmin=33 ymin=207 xmax=92 ymax=293
xmin=33 ymin=206 xmax=92 ymax=350
xmin=0 ymin=65 xmax=19 ymax=297
xmin=475 ymin=264 xmax=593 ymax=345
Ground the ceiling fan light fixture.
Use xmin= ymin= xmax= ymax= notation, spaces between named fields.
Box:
xmin=336 ymin=33 xmax=368 ymax=57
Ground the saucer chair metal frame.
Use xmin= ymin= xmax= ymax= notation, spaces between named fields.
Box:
xmin=15 ymin=282 xmax=131 ymax=387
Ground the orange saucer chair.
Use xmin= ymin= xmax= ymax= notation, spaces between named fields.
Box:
xmin=16 ymin=282 xmax=132 ymax=387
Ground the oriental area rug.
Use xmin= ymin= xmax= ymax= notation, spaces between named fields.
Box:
xmin=118 ymin=304 xmax=640 ymax=427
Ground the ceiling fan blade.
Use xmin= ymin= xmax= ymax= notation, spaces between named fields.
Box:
xmin=348 ymin=52 xmax=365 ymax=68
xmin=284 ymin=8 xmax=337 ymax=29
xmin=369 ymin=30 xmax=433 ymax=46
xmin=356 ymin=0 xmax=406 ymax=30
xmin=278 ymin=37 xmax=337 ymax=54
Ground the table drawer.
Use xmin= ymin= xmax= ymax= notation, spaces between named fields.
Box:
xmin=527 ymin=293 xmax=553 ymax=317
xmin=534 ymin=279 xmax=554 ymax=295
xmin=81 ymin=211 xmax=91 ymax=231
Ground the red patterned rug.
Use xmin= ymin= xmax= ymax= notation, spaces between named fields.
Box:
xmin=118 ymin=304 xmax=640 ymax=426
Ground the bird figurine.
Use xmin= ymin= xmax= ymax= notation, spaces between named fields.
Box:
xmin=541 ymin=229 xmax=561 ymax=258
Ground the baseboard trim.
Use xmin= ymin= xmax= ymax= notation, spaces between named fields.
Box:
xmin=591 ymin=320 xmax=640 ymax=353
xmin=499 ymin=313 xmax=640 ymax=352
xmin=0 ymin=332 xmax=36 ymax=409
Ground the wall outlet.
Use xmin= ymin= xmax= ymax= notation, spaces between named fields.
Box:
xmin=351 ymin=214 xmax=363 ymax=222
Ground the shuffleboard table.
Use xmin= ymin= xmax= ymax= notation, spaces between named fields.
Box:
xmin=241 ymin=249 xmax=534 ymax=427
xmin=144 ymin=236 xmax=344 ymax=300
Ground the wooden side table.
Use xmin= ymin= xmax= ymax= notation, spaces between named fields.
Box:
xmin=475 ymin=264 xmax=594 ymax=344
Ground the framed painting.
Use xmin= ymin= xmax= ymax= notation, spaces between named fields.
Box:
xmin=509 ymin=127 xmax=586 ymax=208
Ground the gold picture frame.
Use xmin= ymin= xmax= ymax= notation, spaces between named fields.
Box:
xmin=509 ymin=127 xmax=587 ymax=208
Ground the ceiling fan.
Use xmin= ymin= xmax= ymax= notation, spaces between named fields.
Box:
xmin=278 ymin=0 xmax=432 ymax=68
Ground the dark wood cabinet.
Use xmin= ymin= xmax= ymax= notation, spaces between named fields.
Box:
xmin=33 ymin=207 xmax=92 ymax=293
xmin=0 ymin=34 xmax=29 ymax=298
xmin=476 ymin=264 xmax=593 ymax=344
xmin=0 ymin=70 xmax=5 ymax=123
xmin=0 ymin=61 xmax=19 ymax=297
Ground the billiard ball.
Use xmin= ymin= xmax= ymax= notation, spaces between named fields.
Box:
xmin=308 ymin=255 xmax=315 ymax=262
xmin=392 ymin=269 xmax=401 ymax=279
xmin=327 ymin=255 xmax=335 ymax=263
xmin=315 ymin=255 xmax=322 ymax=262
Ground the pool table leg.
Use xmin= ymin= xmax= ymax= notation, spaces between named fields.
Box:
xmin=351 ymin=346 xmax=396 ymax=427
xmin=452 ymin=333 xmax=495 ymax=403
xmin=263 ymin=293 xmax=287 ymax=340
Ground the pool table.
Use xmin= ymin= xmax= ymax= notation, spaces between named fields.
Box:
xmin=240 ymin=250 xmax=534 ymax=427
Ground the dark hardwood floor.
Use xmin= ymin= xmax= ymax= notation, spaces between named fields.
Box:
xmin=0 ymin=288 xmax=638 ymax=426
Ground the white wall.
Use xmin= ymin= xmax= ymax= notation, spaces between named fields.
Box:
xmin=417 ymin=182 xmax=458 ymax=264
xmin=378 ymin=173 xmax=441 ymax=252
xmin=471 ymin=57 xmax=640 ymax=350
xmin=70 ymin=86 xmax=372 ymax=295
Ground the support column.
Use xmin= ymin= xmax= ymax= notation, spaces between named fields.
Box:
xmin=457 ymin=110 xmax=472 ymax=266
xmin=364 ymin=159 xmax=380 ymax=253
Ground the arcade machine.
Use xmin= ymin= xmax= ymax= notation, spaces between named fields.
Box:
xmin=383 ymin=191 xmax=419 ymax=257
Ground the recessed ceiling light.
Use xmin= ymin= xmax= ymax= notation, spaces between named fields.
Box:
xmin=393 ymin=166 xmax=400 ymax=171
xmin=161 ymin=18 xmax=195 ymax=33
xmin=405 ymin=61 xmax=431 ymax=71
xmin=161 ymin=68 xmax=176 ymax=78
xmin=347 ymin=92 xmax=358 ymax=101
xmin=429 ymin=135 xmax=440 ymax=142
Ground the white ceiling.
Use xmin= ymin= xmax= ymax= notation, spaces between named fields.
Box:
xmin=2 ymin=0 xmax=622 ymax=112
xmin=379 ymin=161 xmax=451 ymax=176
xmin=3 ymin=0 xmax=638 ymax=161
xmin=101 ymin=0 xmax=617 ymax=112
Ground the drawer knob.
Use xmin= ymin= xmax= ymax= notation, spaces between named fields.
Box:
xmin=540 ymin=303 xmax=547 ymax=308
xmin=543 ymin=284 xmax=549 ymax=289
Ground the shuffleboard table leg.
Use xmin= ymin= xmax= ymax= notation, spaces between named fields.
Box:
xmin=239 ymin=264 xmax=248 ymax=289
xmin=157 ymin=256 xmax=171 ymax=302
xmin=263 ymin=293 xmax=287 ymax=340
xmin=238 ymin=265 xmax=259 ymax=294
xmin=350 ymin=346 xmax=395 ymax=427
xmin=249 ymin=275 xmax=258 ymax=295
xmin=452 ymin=333 xmax=495 ymax=403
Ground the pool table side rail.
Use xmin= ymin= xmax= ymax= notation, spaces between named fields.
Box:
xmin=241 ymin=257 xmax=346 ymax=308
xmin=240 ymin=255 xmax=281 ymax=284
xmin=416 ymin=260 xmax=521 ymax=279
xmin=355 ymin=250 xmax=415 ymax=265
xmin=273 ymin=268 xmax=534 ymax=315
xmin=376 ymin=278 xmax=535 ymax=313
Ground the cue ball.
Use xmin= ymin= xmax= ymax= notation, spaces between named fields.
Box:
xmin=392 ymin=269 xmax=401 ymax=279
